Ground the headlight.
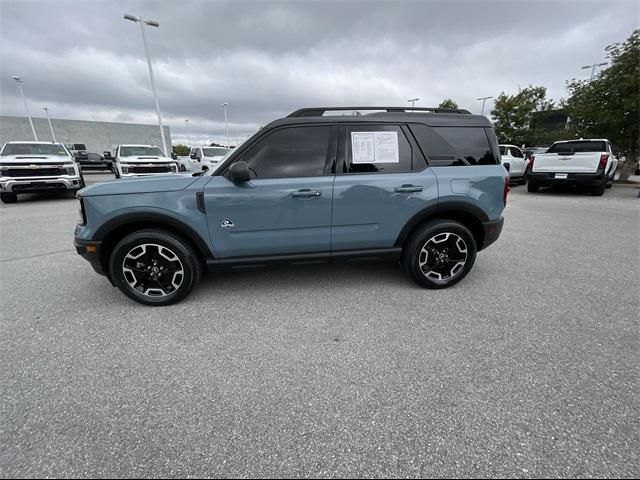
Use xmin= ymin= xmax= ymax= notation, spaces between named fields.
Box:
xmin=63 ymin=164 xmax=76 ymax=176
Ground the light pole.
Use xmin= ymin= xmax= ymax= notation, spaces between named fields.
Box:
xmin=43 ymin=107 xmax=56 ymax=142
xmin=185 ymin=119 xmax=190 ymax=146
xmin=12 ymin=76 xmax=38 ymax=141
xmin=124 ymin=14 xmax=168 ymax=156
xmin=477 ymin=96 xmax=493 ymax=116
xmin=581 ymin=62 xmax=607 ymax=81
xmin=221 ymin=102 xmax=229 ymax=148
xmin=407 ymin=98 xmax=420 ymax=110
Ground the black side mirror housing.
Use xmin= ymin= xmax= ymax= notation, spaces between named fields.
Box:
xmin=103 ymin=151 xmax=113 ymax=159
xmin=190 ymin=153 xmax=197 ymax=160
xmin=503 ymin=162 xmax=510 ymax=172
xmin=170 ymin=152 xmax=178 ymax=159
xmin=228 ymin=161 xmax=251 ymax=183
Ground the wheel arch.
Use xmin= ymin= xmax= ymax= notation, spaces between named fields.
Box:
xmin=94 ymin=213 xmax=213 ymax=275
xmin=395 ymin=202 xmax=488 ymax=251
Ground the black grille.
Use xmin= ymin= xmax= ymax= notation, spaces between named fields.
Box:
xmin=128 ymin=165 xmax=172 ymax=174
xmin=1 ymin=167 xmax=66 ymax=177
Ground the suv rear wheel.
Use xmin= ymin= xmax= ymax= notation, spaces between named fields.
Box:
xmin=404 ymin=220 xmax=477 ymax=289
xmin=110 ymin=229 xmax=203 ymax=306
xmin=527 ymin=182 xmax=540 ymax=193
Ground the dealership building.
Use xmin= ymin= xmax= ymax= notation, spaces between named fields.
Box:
xmin=0 ymin=115 xmax=172 ymax=154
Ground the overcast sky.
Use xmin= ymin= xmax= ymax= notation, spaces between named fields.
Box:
xmin=1 ymin=0 xmax=638 ymax=146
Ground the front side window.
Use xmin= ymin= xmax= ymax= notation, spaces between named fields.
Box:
xmin=120 ymin=146 xmax=164 ymax=157
xmin=344 ymin=125 xmax=413 ymax=173
xmin=241 ymin=125 xmax=331 ymax=178
xmin=510 ymin=147 xmax=524 ymax=158
xmin=1 ymin=143 xmax=69 ymax=156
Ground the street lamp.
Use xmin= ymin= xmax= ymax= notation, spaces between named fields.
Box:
xmin=12 ymin=76 xmax=38 ymax=141
xmin=220 ymin=102 xmax=229 ymax=148
xmin=581 ymin=62 xmax=607 ymax=81
xmin=407 ymin=98 xmax=420 ymax=110
xmin=477 ymin=96 xmax=493 ymax=116
xmin=124 ymin=13 xmax=167 ymax=155
xmin=43 ymin=107 xmax=56 ymax=142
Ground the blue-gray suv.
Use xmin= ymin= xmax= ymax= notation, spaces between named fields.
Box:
xmin=75 ymin=107 xmax=508 ymax=305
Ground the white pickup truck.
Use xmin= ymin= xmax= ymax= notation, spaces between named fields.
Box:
xmin=527 ymin=139 xmax=618 ymax=196
xmin=111 ymin=144 xmax=178 ymax=178
xmin=0 ymin=141 xmax=84 ymax=203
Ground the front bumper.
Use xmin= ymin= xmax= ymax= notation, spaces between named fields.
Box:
xmin=0 ymin=176 xmax=82 ymax=193
xmin=481 ymin=216 xmax=504 ymax=251
xmin=529 ymin=170 xmax=607 ymax=187
xmin=74 ymin=238 xmax=107 ymax=276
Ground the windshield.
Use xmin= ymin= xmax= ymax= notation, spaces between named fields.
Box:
xmin=203 ymin=148 xmax=229 ymax=157
xmin=547 ymin=141 xmax=606 ymax=154
xmin=119 ymin=146 xmax=164 ymax=157
xmin=1 ymin=143 xmax=70 ymax=156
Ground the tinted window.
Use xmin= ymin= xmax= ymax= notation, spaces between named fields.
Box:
xmin=203 ymin=148 xmax=229 ymax=157
xmin=1 ymin=143 xmax=69 ymax=156
xmin=410 ymin=124 xmax=498 ymax=166
xmin=510 ymin=147 xmax=524 ymax=158
xmin=120 ymin=146 xmax=164 ymax=157
xmin=242 ymin=126 xmax=331 ymax=178
xmin=546 ymin=141 xmax=606 ymax=154
xmin=344 ymin=125 xmax=413 ymax=173
xmin=499 ymin=146 xmax=508 ymax=156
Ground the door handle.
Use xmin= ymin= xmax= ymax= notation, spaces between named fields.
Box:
xmin=394 ymin=185 xmax=423 ymax=193
xmin=291 ymin=189 xmax=321 ymax=198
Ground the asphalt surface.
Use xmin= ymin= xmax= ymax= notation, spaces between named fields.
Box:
xmin=1 ymin=172 xmax=638 ymax=478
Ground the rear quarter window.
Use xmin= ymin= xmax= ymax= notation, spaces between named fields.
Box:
xmin=409 ymin=124 xmax=499 ymax=166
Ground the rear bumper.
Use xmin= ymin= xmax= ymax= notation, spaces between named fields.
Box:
xmin=74 ymin=238 xmax=107 ymax=276
xmin=480 ymin=216 xmax=504 ymax=251
xmin=529 ymin=170 xmax=607 ymax=187
xmin=0 ymin=176 xmax=82 ymax=193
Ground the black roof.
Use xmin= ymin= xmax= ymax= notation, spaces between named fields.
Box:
xmin=265 ymin=106 xmax=492 ymax=129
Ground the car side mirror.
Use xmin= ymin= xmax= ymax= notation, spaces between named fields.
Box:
xmin=190 ymin=153 xmax=197 ymax=160
xmin=171 ymin=152 xmax=178 ymax=160
xmin=503 ymin=162 xmax=510 ymax=172
xmin=104 ymin=151 xmax=113 ymax=159
xmin=228 ymin=161 xmax=251 ymax=183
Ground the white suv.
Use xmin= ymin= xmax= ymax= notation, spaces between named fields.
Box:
xmin=499 ymin=144 xmax=529 ymax=185
xmin=189 ymin=146 xmax=230 ymax=171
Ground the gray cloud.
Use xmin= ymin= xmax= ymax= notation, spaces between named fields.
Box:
xmin=1 ymin=0 xmax=638 ymax=146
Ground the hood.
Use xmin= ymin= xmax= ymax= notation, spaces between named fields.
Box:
xmin=79 ymin=174 xmax=200 ymax=197
xmin=119 ymin=156 xmax=174 ymax=163
xmin=0 ymin=154 xmax=72 ymax=164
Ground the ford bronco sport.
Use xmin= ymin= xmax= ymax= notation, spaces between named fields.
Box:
xmin=75 ymin=107 xmax=508 ymax=305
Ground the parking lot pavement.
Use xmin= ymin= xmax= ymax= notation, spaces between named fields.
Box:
xmin=1 ymin=179 xmax=638 ymax=478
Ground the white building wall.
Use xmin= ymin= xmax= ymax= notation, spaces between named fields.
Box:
xmin=0 ymin=116 xmax=172 ymax=154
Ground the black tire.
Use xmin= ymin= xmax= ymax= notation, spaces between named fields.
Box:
xmin=110 ymin=229 xmax=203 ymax=306
xmin=0 ymin=193 xmax=17 ymax=204
xmin=403 ymin=219 xmax=477 ymax=289
xmin=591 ymin=184 xmax=605 ymax=196
xmin=520 ymin=172 xmax=529 ymax=185
xmin=527 ymin=182 xmax=540 ymax=193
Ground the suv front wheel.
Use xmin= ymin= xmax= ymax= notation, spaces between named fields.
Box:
xmin=404 ymin=220 xmax=477 ymax=289
xmin=110 ymin=229 xmax=203 ymax=306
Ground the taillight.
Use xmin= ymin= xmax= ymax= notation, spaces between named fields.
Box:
xmin=529 ymin=155 xmax=535 ymax=171
xmin=503 ymin=177 xmax=510 ymax=206
xmin=598 ymin=154 xmax=609 ymax=170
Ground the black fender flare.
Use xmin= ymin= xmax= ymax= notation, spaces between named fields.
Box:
xmin=394 ymin=201 xmax=489 ymax=248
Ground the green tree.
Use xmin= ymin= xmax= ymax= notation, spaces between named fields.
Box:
xmin=491 ymin=86 xmax=556 ymax=146
xmin=172 ymin=144 xmax=190 ymax=156
xmin=438 ymin=98 xmax=459 ymax=109
xmin=566 ymin=29 xmax=639 ymax=180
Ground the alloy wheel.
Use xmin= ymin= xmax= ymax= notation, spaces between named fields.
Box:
xmin=122 ymin=243 xmax=184 ymax=297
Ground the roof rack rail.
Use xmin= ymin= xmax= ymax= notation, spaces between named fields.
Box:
xmin=287 ymin=106 xmax=471 ymax=117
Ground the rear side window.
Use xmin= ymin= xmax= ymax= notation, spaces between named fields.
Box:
xmin=343 ymin=124 xmax=414 ymax=173
xmin=409 ymin=124 xmax=499 ymax=166
xmin=510 ymin=147 xmax=523 ymax=158
xmin=242 ymin=125 xmax=331 ymax=178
